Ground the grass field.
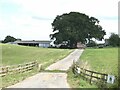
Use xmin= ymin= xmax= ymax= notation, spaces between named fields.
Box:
xmin=1 ymin=43 xmax=73 ymax=88
xmin=80 ymin=48 xmax=118 ymax=76
xmin=1 ymin=44 xmax=73 ymax=67
xmin=67 ymin=47 xmax=118 ymax=88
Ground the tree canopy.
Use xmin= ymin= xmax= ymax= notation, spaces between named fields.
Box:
xmin=50 ymin=12 xmax=106 ymax=48
xmin=108 ymin=33 xmax=120 ymax=47
xmin=2 ymin=35 xmax=17 ymax=43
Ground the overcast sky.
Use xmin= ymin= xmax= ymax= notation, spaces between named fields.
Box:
xmin=0 ymin=0 xmax=119 ymax=40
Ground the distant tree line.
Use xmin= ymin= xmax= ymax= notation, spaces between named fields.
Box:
xmin=108 ymin=33 xmax=120 ymax=47
xmin=86 ymin=33 xmax=120 ymax=47
xmin=1 ymin=35 xmax=21 ymax=43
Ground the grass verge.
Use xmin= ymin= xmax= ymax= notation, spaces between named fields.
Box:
xmin=67 ymin=67 xmax=97 ymax=88
xmin=2 ymin=67 xmax=38 ymax=88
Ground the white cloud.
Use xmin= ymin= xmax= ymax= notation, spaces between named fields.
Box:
xmin=100 ymin=20 xmax=118 ymax=38
xmin=0 ymin=0 xmax=119 ymax=40
xmin=10 ymin=0 xmax=118 ymax=18
xmin=11 ymin=15 xmax=33 ymax=26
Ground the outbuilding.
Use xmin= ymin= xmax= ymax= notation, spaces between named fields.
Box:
xmin=14 ymin=40 xmax=52 ymax=48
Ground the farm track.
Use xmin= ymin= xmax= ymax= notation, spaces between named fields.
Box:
xmin=7 ymin=49 xmax=84 ymax=88
xmin=46 ymin=49 xmax=84 ymax=71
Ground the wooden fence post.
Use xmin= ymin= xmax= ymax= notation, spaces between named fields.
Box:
xmin=90 ymin=72 xmax=93 ymax=84
xmin=18 ymin=64 xmax=21 ymax=73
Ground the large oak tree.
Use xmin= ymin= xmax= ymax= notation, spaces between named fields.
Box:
xmin=50 ymin=12 xmax=106 ymax=48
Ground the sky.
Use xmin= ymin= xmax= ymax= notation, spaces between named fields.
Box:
xmin=0 ymin=0 xmax=119 ymax=40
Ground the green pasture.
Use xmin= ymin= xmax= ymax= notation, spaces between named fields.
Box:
xmin=80 ymin=48 xmax=118 ymax=76
xmin=0 ymin=43 xmax=73 ymax=88
xmin=1 ymin=44 xmax=73 ymax=67
xmin=68 ymin=47 xmax=118 ymax=88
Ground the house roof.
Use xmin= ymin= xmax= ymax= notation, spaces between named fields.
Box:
xmin=14 ymin=40 xmax=52 ymax=44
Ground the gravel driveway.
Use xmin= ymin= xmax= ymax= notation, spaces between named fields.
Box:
xmin=7 ymin=49 xmax=84 ymax=88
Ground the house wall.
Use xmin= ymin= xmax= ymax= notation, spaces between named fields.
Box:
xmin=39 ymin=43 xmax=50 ymax=48
xmin=12 ymin=41 xmax=51 ymax=48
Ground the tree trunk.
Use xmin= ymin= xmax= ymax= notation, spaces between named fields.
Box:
xmin=69 ymin=40 xmax=77 ymax=48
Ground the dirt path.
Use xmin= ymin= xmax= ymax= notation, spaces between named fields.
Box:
xmin=7 ymin=49 xmax=84 ymax=88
